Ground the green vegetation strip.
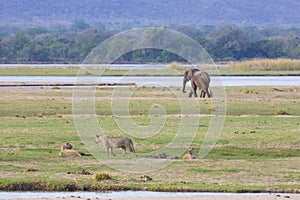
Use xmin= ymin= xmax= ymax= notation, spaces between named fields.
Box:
xmin=1 ymin=59 xmax=300 ymax=76
xmin=0 ymin=86 xmax=299 ymax=192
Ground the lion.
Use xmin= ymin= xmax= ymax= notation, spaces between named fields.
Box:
xmin=150 ymin=152 xmax=179 ymax=159
xmin=95 ymin=134 xmax=136 ymax=157
xmin=60 ymin=142 xmax=91 ymax=157
xmin=183 ymin=147 xmax=196 ymax=160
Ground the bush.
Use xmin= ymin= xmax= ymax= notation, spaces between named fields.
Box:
xmin=167 ymin=62 xmax=185 ymax=70
xmin=51 ymin=86 xmax=61 ymax=90
xmin=94 ymin=172 xmax=112 ymax=181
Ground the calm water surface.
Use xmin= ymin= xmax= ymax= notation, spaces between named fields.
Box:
xmin=0 ymin=191 xmax=271 ymax=199
xmin=0 ymin=76 xmax=300 ymax=87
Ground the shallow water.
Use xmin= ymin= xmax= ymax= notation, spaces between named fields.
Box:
xmin=0 ymin=64 xmax=168 ymax=70
xmin=0 ymin=64 xmax=227 ymax=70
xmin=1 ymin=76 xmax=300 ymax=87
xmin=0 ymin=191 xmax=269 ymax=199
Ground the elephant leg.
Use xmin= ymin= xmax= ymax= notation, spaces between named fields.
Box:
xmin=207 ymin=91 xmax=210 ymax=98
xmin=208 ymin=87 xmax=212 ymax=98
xmin=204 ymin=87 xmax=211 ymax=98
xmin=188 ymin=89 xmax=193 ymax=97
xmin=189 ymin=83 xmax=197 ymax=97
xmin=204 ymin=88 xmax=210 ymax=98
xmin=200 ymin=90 xmax=204 ymax=98
xmin=191 ymin=82 xmax=197 ymax=97
xmin=194 ymin=88 xmax=198 ymax=97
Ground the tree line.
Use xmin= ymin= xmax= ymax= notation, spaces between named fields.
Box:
xmin=1 ymin=22 xmax=299 ymax=63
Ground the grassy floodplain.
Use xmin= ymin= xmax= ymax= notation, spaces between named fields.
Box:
xmin=0 ymin=85 xmax=299 ymax=192
xmin=1 ymin=59 xmax=300 ymax=76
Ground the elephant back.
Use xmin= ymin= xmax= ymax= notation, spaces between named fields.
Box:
xmin=200 ymin=71 xmax=210 ymax=85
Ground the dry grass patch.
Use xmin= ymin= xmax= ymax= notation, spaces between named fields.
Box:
xmin=227 ymin=58 xmax=300 ymax=71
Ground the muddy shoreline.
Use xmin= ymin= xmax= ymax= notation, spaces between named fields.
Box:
xmin=1 ymin=181 xmax=299 ymax=193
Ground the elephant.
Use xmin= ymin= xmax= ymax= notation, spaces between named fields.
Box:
xmin=198 ymin=70 xmax=211 ymax=98
xmin=182 ymin=68 xmax=211 ymax=98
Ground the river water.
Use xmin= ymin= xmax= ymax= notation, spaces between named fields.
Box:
xmin=0 ymin=191 xmax=274 ymax=199
xmin=1 ymin=76 xmax=300 ymax=87
xmin=0 ymin=64 xmax=228 ymax=70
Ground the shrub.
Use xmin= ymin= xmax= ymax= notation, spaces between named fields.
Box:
xmin=51 ymin=86 xmax=60 ymax=89
xmin=94 ymin=172 xmax=112 ymax=181
xmin=168 ymin=62 xmax=182 ymax=70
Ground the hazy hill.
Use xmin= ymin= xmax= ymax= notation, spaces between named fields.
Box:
xmin=1 ymin=0 xmax=300 ymax=27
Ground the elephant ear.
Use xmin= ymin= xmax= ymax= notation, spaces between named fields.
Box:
xmin=184 ymin=70 xmax=188 ymax=77
xmin=187 ymin=70 xmax=193 ymax=80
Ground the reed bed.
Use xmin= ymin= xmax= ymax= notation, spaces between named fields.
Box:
xmin=227 ymin=59 xmax=300 ymax=71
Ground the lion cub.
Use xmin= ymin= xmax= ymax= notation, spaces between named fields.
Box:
xmin=95 ymin=134 xmax=136 ymax=157
xmin=60 ymin=142 xmax=91 ymax=157
xmin=183 ymin=147 xmax=196 ymax=160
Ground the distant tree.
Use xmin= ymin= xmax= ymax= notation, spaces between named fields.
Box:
xmin=49 ymin=42 xmax=68 ymax=62
xmin=70 ymin=20 xmax=91 ymax=32
xmin=12 ymin=32 xmax=29 ymax=54
xmin=248 ymin=39 xmax=286 ymax=58
xmin=160 ymin=50 xmax=184 ymax=63
xmin=195 ymin=36 xmax=209 ymax=49
xmin=1 ymin=24 xmax=299 ymax=63
xmin=175 ymin=25 xmax=203 ymax=38
xmin=24 ymin=27 xmax=49 ymax=36
xmin=48 ymin=24 xmax=68 ymax=33
xmin=93 ymin=22 xmax=106 ymax=31
xmin=285 ymin=45 xmax=300 ymax=59
xmin=0 ymin=37 xmax=10 ymax=63
xmin=241 ymin=26 xmax=264 ymax=42
xmin=284 ymin=35 xmax=300 ymax=58
xmin=210 ymin=26 xmax=250 ymax=60
xmin=29 ymin=44 xmax=50 ymax=62
xmin=75 ymin=29 xmax=110 ymax=59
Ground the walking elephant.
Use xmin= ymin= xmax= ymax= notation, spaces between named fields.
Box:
xmin=182 ymin=68 xmax=211 ymax=98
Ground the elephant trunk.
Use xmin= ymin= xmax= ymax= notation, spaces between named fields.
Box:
xmin=182 ymin=79 xmax=187 ymax=93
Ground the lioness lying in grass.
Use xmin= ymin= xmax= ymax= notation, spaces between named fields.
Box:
xmin=183 ymin=147 xmax=196 ymax=159
xmin=60 ymin=142 xmax=91 ymax=157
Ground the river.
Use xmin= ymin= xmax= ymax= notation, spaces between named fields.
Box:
xmin=0 ymin=76 xmax=300 ymax=87
xmin=0 ymin=191 xmax=283 ymax=199
xmin=0 ymin=64 xmax=228 ymax=70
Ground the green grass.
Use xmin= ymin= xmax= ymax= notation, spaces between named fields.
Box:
xmin=0 ymin=86 xmax=299 ymax=192
xmin=1 ymin=59 xmax=300 ymax=76
xmin=208 ymin=146 xmax=300 ymax=159
xmin=0 ymin=66 xmax=81 ymax=76
xmin=188 ymin=167 xmax=240 ymax=173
